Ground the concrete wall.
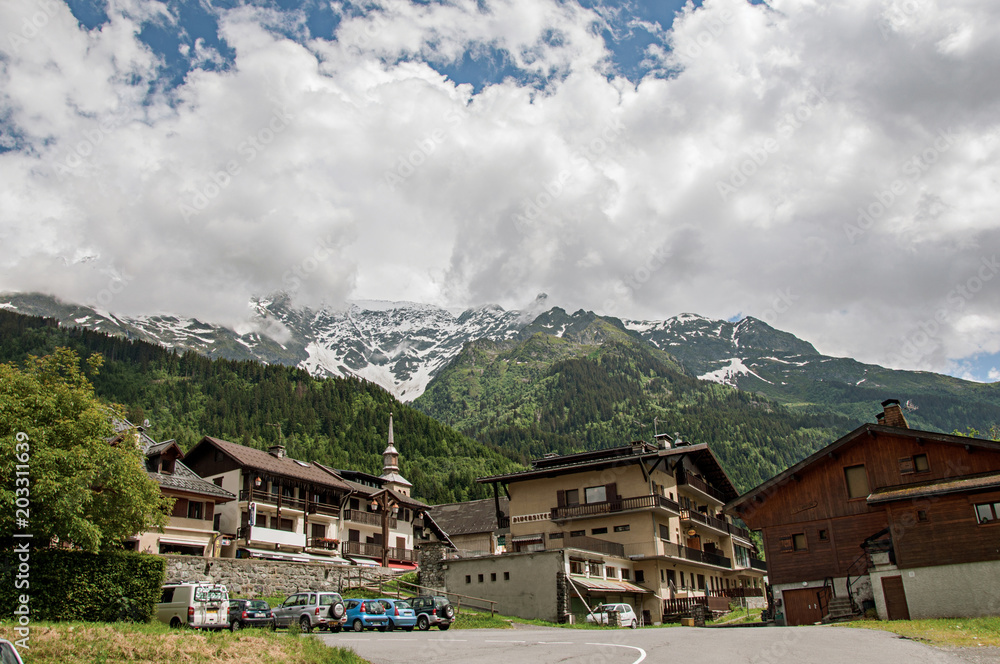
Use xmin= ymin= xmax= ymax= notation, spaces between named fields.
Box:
xmin=439 ymin=550 xmax=566 ymax=622
xmin=771 ymin=575 xmax=873 ymax=625
xmin=871 ymin=560 xmax=1000 ymax=620
xmin=161 ymin=554 xmax=392 ymax=598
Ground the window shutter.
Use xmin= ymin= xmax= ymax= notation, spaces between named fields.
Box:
xmin=779 ymin=536 xmax=793 ymax=553
xmin=605 ymin=483 xmax=618 ymax=502
xmin=205 ymin=501 xmax=215 ymax=521
xmin=557 ymin=490 xmax=566 ymax=507
xmin=172 ymin=498 xmax=188 ymax=517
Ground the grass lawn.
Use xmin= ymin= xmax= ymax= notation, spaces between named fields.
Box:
xmin=0 ymin=620 xmax=371 ymax=664
xmin=841 ymin=617 xmax=1000 ymax=648
xmin=708 ymin=606 xmax=764 ymax=625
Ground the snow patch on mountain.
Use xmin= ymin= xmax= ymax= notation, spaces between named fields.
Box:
xmin=698 ymin=358 xmax=773 ymax=386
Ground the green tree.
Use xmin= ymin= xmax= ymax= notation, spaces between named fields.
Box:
xmin=0 ymin=348 xmax=170 ymax=552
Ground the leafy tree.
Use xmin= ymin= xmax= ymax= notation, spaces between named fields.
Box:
xmin=0 ymin=348 xmax=170 ymax=552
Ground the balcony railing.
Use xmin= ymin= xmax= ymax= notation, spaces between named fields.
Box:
xmin=677 ymin=471 xmax=727 ymax=503
xmin=387 ymin=547 xmax=418 ymax=562
xmin=309 ymin=502 xmax=340 ymax=517
xmin=709 ymin=588 xmax=764 ymax=598
xmin=247 ymin=526 xmax=306 ymax=548
xmin=560 ymin=535 xmax=625 ymax=558
xmin=750 ymin=557 xmax=767 ymax=571
xmin=550 ymin=494 xmax=680 ymax=521
xmin=342 ymin=540 xmax=383 ymax=558
xmin=680 ymin=508 xmax=731 ymax=535
xmin=623 ymin=540 xmax=731 ymax=569
xmin=239 ymin=489 xmax=306 ymax=511
xmin=663 ymin=596 xmax=731 ymax=616
xmin=344 ymin=509 xmax=397 ymax=529
xmin=727 ymin=522 xmax=751 ymax=541
xmin=307 ymin=538 xmax=339 ymax=551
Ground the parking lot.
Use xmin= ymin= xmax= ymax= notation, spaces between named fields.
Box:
xmin=318 ymin=623 xmax=975 ymax=664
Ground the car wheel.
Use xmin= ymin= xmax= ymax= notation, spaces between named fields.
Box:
xmin=269 ymin=620 xmax=276 ymax=631
xmin=169 ymin=617 xmax=182 ymax=629
xmin=629 ymin=619 xmax=637 ymax=629
xmin=300 ymin=616 xmax=312 ymax=633
xmin=230 ymin=620 xmax=241 ymax=632
xmin=417 ymin=615 xmax=430 ymax=631
xmin=404 ymin=626 xmax=414 ymax=632
xmin=377 ymin=626 xmax=387 ymax=632
xmin=353 ymin=619 xmax=364 ymax=633
xmin=386 ymin=619 xmax=395 ymax=632
xmin=439 ymin=624 xmax=450 ymax=631
xmin=330 ymin=625 xmax=341 ymax=634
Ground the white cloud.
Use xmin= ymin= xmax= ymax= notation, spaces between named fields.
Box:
xmin=0 ymin=0 xmax=999 ymax=376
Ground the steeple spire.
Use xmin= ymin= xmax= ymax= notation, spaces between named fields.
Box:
xmin=380 ymin=411 xmax=412 ymax=494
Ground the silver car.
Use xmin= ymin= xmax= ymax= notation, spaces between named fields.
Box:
xmin=272 ymin=591 xmax=347 ymax=632
xmin=0 ymin=638 xmax=25 ymax=664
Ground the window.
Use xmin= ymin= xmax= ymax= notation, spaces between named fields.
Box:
xmin=591 ymin=527 xmax=608 ymax=535
xmin=491 ymin=573 xmax=497 ymax=582
xmin=660 ymin=569 xmax=665 ymax=582
xmin=478 ymin=574 xmax=484 ymax=583
xmin=679 ymin=571 xmax=685 ymax=588
xmin=635 ymin=570 xmax=645 ymax=583
xmin=350 ymin=498 xmax=360 ymax=511
xmin=914 ymin=454 xmax=929 ymax=472
xmin=213 ymin=477 xmax=224 ymax=487
xmin=614 ymin=524 xmax=630 ymax=533
xmin=255 ymin=513 xmax=267 ymax=528
xmin=697 ymin=574 xmax=705 ymax=590
xmin=279 ymin=518 xmax=294 ymax=532
xmin=187 ymin=501 xmax=203 ymax=520
xmin=584 ymin=486 xmax=607 ymax=504
xmin=975 ymin=502 xmax=1000 ymax=524
xmin=588 ymin=562 xmax=603 ymax=577
xmin=504 ymin=572 xmax=510 ymax=581
xmin=792 ymin=533 xmax=807 ymax=551
xmin=213 ymin=514 xmax=222 ymax=531
xmin=570 ymin=560 xmax=585 ymax=574
xmin=659 ymin=524 xmax=670 ymax=541
xmin=465 ymin=576 xmax=471 ymax=584
xmin=622 ymin=568 xmax=630 ymax=580
xmin=570 ymin=530 xmax=585 ymax=537
xmin=917 ymin=510 xmax=928 ymax=522
xmin=818 ymin=529 xmax=829 ymax=541
xmin=565 ymin=489 xmax=580 ymax=506
xmin=607 ymin=567 xmax=618 ymax=579
xmin=844 ymin=465 xmax=870 ymax=499
xmin=549 ymin=532 xmax=564 ymax=540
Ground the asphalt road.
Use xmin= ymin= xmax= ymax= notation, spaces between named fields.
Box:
xmin=318 ymin=624 xmax=975 ymax=664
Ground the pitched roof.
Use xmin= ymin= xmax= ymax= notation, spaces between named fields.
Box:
xmin=149 ymin=460 xmax=236 ymax=501
xmin=191 ymin=436 xmax=351 ymax=491
xmin=726 ymin=423 xmax=1000 ymax=512
xmin=479 ymin=442 xmax=739 ymax=503
xmin=430 ymin=497 xmax=509 ymax=536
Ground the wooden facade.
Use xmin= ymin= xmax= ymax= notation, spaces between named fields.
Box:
xmin=729 ymin=400 xmax=1000 ymax=619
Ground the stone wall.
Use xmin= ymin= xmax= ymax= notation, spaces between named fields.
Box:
xmin=162 ymin=555 xmax=393 ymax=598
xmin=417 ymin=542 xmax=449 ymax=591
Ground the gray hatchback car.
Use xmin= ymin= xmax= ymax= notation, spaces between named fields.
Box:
xmin=272 ymin=591 xmax=347 ymax=632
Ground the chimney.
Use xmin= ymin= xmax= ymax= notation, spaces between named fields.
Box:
xmin=268 ymin=445 xmax=286 ymax=459
xmin=880 ymin=399 xmax=908 ymax=428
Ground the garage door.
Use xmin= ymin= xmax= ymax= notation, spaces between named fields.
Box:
xmin=782 ymin=587 xmax=830 ymax=626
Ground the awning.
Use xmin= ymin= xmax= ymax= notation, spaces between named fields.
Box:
xmin=570 ymin=577 xmax=650 ymax=594
xmin=510 ymin=534 xmax=543 ymax=543
xmin=158 ymin=537 xmax=209 ymax=548
xmin=346 ymin=555 xmax=380 ymax=567
xmin=388 ymin=562 xmax=418 ymax=571
xmin=237 ymin=547 xmax=350 ymax=564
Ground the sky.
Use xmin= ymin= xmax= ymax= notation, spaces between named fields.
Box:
xmin=1 ymin=0 xmax=1000 ymax=382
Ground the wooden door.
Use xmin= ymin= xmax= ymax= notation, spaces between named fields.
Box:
xmin=686 ymin=534 xmax=701 ymax=550
xmin=782 ymin=587 xmax=830 ymax=626
xmin=881 ymin=576 xmax=910 ymax=621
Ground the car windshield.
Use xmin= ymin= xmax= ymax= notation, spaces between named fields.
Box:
xmin=319 ymin=595 xmax=342 ymax=606
xmin=248 ymin=600 xmax=269 ymax=611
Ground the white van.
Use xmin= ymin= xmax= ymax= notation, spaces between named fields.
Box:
xmin=156 ymin=582 xmax=229 ymax=630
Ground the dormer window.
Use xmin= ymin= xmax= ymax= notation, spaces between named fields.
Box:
xmin=161 ymin=458 xmax=175 ymax=475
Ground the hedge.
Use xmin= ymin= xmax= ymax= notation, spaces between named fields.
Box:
xmin=0 ymin=549 xmax=166 ymax=622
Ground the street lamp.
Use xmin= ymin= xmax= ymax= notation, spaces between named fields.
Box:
xmin=370 ymin=492 xmax=399 ymax=567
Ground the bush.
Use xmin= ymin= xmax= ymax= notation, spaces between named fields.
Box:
xmin=0 ymin=549 xmax=166 ymax=622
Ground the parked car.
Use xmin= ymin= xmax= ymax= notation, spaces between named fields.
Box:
xmin=228 ymin=599 xmax=275 ymax=631
xmin=273 ymin=592 xmax=347 ymax=633
xmin=376 ymin=598 xmax=417 ymax=631
xmin=585 ymin=603 xmax=638 ymax=628
xmin=344 ymin=599 xmax=389 ymax=632
xmin=409 ymin=595 xmax=454 ymax=631
xmin=155 ymin=583 xmax=229 ymax=630
xmin=0 ymin=638 xmax=25 ymax=664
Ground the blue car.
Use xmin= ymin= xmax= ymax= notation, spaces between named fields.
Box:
xmin=343 ymin=599 xmax=389 ymax=632
xmin=377 ymin=598 xmax=417 ymax=631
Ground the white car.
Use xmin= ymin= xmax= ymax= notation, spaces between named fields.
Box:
xmin=585 ymin=603 xmax=639 ymax=628
xmin=0 ymin=638 xmax=25 ymax=664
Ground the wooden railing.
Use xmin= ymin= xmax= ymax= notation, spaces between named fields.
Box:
xmin=344 ymin=509 xmax=397 ymax=529
xmin=709 ymin=588 xmax=764 ymax=598
xmin=728 ymin=522 xmax=751 ymax=540
xmin=680 ymin=508 xmax=730 ymax=535
xmin=308 ymin=538 xmax=339 ymax=550
xmin=561 ymin=535 xmax=625 ymax=558
xmin=387 ymin=547 xmax=418 ymax=562
xmin=239 ymin=488 xmax=306 ymax=510
xmin=677 ymin=471 xmax=727 ymax=503
xmin=550 ymin=494 xmax=680 ymax=520
xmin=663 ymin=596 xmax=731 ymax=616
xmin=342 ymin=540 xmax=383 ymax=558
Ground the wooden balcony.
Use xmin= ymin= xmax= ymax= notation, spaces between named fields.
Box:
xmin=750 ymin=557 xmax=767 ymax=572
xmin=344 ymin=509 xmax=397 ymax=529
xmin=624 ymin=540 xmax=732 ymax=569
xmin=560 ymin=535 xmax=625 ymax=558
xmin=663 ymin=596 xmax=731 ymax=617
xmin=342 ymin=540 xmax=383 ymax=558
xmin=239 ymin=488 xmax=305 ymax=511
xmin=307 ymin=538 xmax=339 ymax=551
xmin=728 ymin=522 xmax=751 ymax=541
xmin=387 ymin=546 xmax=418 ymax=562
xmin=709 ymin=588 xmax=764 ymax=598
xmin=677 ymin=471 xmax=726 ymax=503
xmin=550 ymin=494 xmax=680 ymax=521
xmin=680 ymin=508 xmax=731 ymax=536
